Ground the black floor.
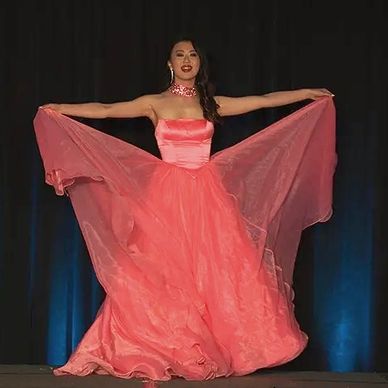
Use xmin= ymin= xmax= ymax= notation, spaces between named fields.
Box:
xmin=0 ymin=365 xmax=387 ymax=388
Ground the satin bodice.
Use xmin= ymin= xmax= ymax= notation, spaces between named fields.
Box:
xmin=155 ymin=119 xmax=214 ymax=169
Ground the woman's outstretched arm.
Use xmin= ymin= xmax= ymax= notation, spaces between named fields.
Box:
xmin=40 ymin=94 xmax=158 ymax=119
xmin=215 ymin=88 xmax=334 ymax=117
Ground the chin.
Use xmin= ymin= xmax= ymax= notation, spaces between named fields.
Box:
xmin=177 ymin=72 xmax=198 ymax=81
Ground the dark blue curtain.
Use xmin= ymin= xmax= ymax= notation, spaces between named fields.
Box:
xmin=1 ymin=0 xmax=387 ymax=371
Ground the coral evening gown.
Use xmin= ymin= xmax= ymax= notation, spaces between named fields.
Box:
xmin=33 ymin=97 xmax=336 ymax=381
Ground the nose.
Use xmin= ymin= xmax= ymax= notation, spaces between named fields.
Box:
xmin=183 ymin=54 xmax=191 ymax=63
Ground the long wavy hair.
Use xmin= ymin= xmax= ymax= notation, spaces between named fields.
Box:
xmin=166 ymin=38 xmax=221 ymax=123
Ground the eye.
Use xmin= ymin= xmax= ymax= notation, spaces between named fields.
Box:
xmin=190 ymin=52 xmax=198 ymax=57
xmin=176 ymin=53 xmax=184 ymax=57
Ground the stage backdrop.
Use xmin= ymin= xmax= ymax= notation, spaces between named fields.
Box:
xmin=1 ymin=0 xmax=387 ymax=372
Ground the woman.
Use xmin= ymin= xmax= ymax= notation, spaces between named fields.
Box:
xmin=35 ymin=39 xmax=336 ymax=384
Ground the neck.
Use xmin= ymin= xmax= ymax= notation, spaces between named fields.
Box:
xmin=174 ymin=78 xmax=195 ymax=88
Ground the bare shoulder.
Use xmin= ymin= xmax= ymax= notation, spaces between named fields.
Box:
xmin=214 ymin=95 xmax=231 ymax=108
xmin=105 ymin=93 xmax=163 ymax=119
xmin=133 ymin=93 xmax=163 ymax=109
xmin=213 ymin=95 xmax=235 ymax=116
xmin=140 ymin=93 xmax=168 ymax=123
xmin=139 ymin=93 xmax=164 ymax=103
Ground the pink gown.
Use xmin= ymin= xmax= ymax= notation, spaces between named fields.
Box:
xmin=33 ymin=97 xmax=336 ymax=381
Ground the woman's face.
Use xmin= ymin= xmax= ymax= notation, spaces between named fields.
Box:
xmin=168 ymin=41 xmax=200 ymax=82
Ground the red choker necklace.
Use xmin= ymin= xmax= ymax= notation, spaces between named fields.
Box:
xmin=169 ymin=82 xmax=197 ymax=97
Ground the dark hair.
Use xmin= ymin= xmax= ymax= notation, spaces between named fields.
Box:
xmin=167 ymin=37 xmax=221 ymax=124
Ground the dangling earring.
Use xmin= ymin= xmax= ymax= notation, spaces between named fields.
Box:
xmin=169 ymin=67 xmax=174 ymax=84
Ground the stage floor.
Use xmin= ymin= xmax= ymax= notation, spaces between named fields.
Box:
xmin=0 ymin=365 xmax=387 ymax=388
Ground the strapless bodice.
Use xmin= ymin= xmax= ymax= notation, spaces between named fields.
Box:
xmin=155 ymin=119 xmax=214 ymax=169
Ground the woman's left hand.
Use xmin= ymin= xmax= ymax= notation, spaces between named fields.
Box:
xmin=305 ymin=88 xmax=335 ymax=100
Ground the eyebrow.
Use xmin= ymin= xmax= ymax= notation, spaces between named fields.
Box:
xmin=175 ymin=49 xmax=197 ymax=53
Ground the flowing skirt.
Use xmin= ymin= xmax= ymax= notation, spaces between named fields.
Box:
xmin=33 ymin=98 xmax=336 ymax=381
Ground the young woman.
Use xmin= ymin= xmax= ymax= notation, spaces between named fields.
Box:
xmin=36 ymin=39 xmax=336 ymax=385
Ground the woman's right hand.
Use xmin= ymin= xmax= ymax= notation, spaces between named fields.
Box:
xmin=40 ymin=103 xmax=62 ymax=112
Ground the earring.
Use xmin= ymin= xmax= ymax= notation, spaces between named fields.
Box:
xmin=169 ymin=67 xmax=174 ymax=84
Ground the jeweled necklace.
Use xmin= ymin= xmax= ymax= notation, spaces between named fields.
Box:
xmin=169 ymin=82 xmax=197 ymax=97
